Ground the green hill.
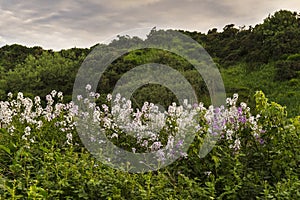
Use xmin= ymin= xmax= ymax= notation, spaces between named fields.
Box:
xmin=0 ymin=10 xmax=299 ymax=117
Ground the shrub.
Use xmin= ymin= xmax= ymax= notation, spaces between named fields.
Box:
xmin=0 ymin=90 xmax=299 ymax=199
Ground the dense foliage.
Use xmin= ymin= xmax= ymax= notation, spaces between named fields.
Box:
xmin=0 ymin=9 xmax=299 ymax=199
xmin=0 ymin=90 xmax=299 ymax=199
xmin=0 ymin=10 xmax=299 ymax=117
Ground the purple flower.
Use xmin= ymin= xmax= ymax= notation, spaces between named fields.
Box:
xmin=213 ymin=124 xmax=220 ymax=130
xmin=238 ymin=107 xmax=243 ymax=114
xmin=230 ymin=117 xmax=235 ymax=123
xmin=259 ymin=138 xmax=264 ymax=144
xmin=176 ymin=140 xmax=183 ymax=148
xmin=212 ymin=131 xmax=219 ymax=136
xmin=239 ymin=116 xmax=247 ymax=124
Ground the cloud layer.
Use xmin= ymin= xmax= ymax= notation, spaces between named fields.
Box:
xmin=0 ymin=0 xmax=299 ymax=50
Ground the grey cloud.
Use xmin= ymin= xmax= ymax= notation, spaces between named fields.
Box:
xmin=0 ymin=0 xmax=299 ymax=50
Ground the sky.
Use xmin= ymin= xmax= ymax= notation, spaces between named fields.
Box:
xmin=0 ymin=0 xmax=299 ymax=50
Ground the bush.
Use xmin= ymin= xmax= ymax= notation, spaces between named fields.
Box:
xmin=0 ymin=90 xmax=299 ymax=199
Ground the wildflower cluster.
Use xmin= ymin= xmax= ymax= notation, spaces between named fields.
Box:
xmin=0 ymin=87 xmax=297 ymax=199
xmin=73 ymin=85 xmax=267 ymax=165
xmin=74 ymin=85 xmax=198 ymax=165
xmin=200 ymin=94 xmax=265 ymax=152
xmin=0 ymin=90 xmax=76 ymax=147
xmin=0 ymin=86 xmax=266 ymax=159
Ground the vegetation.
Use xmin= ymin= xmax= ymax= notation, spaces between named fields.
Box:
xmin=0 ymin=9 xmax=299 ymax=199
xmin=1 ymin=10 xmax=299 ymax=117
xmin=0 ymin=89 xmax=299 ymax=199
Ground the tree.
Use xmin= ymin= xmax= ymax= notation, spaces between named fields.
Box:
xmin=254 ymin=10 xmax=300 ymax=60
xmin=5 ymin=51 xmax=83 ymax=100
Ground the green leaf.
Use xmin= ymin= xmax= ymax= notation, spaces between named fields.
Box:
xmin=0 ymin=145 xmax=11 ymax=155
xmin=39 ymin=146 xmax=49 ymax=153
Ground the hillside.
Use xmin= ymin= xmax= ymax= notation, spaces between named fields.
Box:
xmin=0 ymin=10 xmax=299 ymax=117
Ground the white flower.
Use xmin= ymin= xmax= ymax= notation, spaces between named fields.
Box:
xmin=132 ymin=148 xmax=136 ymax=153
xmin=233 ymin=138 xmax=241 ymax=150
xmin=57 ymin=92 xmax=63 ymax=100
xmin=176 ymin=106 xmax=183 ymax=115
xmin=85 ymin=84 xmax=92 ymax=91
xmin=51 ymin=90 xmax=57 ymax=97
xmin=17 ymin=92 xmax=23 ymax=100
xmin=89 ymin=103 xmax=96 ymax=109
xmin=111 ymin=133 xmax=118 ymax=138
xmin=142 ymin=140 xmax=148 ymax=147
xmin=156 ymin=150 xmax=166 ymax=162
xmin=183 ymin=99 xmax=188 ymax=107
xmin=37 ymin=121 xmax=43 ymax=129
xmin=226 ymin=99 xmax=231 ymax=106
xmin=89 ymin=92 xmax=95 ymax=97
xmin=102 ymin=104 xmax=109 ymax=112
xmin=204 ymin=171 xmax=212 ymax=176
xmin=34 ymin=96 xmax=41 ymax=105
xmin=67 ymin=133 xmax=72 ymax=140
xmin=226 ymin=129 xmax=233 ymax=140
xmin=24 ymin=126 xmax=31 ymax=135
xmin=150 ymin=141 xmax=163 ymax=151
xmin=240 ymin=102 xmax=247 ymax=109
xmin=8 ymin=126 xmax=15 ymax=133
xmin=180 ymin=152 xmax=188 ymax=158
xmin=66 ymin=133 xmax=73 ymax=145
xmin=94 ymin=93 xmax=100 ymax=99
xmin=46 ymin=94 xmax=53 ymax=102
xmin=83 ymin=98 xmax=89 ymax=104
xmin=77 ymin=95 xmax=83 ymax=101
xmin=22 ymin=135 xmax=28 ymax=140
xmin=7 ymin=92 xmax=13 ymax=99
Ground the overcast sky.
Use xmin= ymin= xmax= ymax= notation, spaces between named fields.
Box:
xmin=0 ymin=0 xmax=299 ymax=50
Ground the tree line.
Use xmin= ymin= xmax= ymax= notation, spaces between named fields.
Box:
xmin=0 ymin=10 xmax=299 ymax=116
